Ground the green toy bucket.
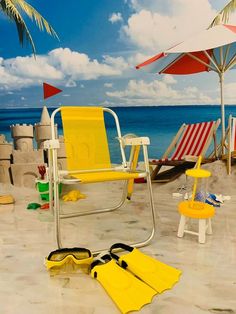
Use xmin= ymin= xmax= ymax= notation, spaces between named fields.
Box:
xmin=36 ymin=180 xmax=62 ymax=201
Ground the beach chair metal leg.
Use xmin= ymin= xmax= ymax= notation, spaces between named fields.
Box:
xmin=54 ymin=180 xmax=129 ymax=249
xmin=55 ymin=174 xmax=156 ymax=252
xmin=59 ymin=180 xmax=129 ymax=219
xmin=92 ymin=145 xmax=156 ymax=255
xmin=55 ymin=147 xmax=156 ymax=253
xmin=48 ymin=149 xmax=53 ymax=215
xmin=51 ymin=149 xmax=63 ymax=248
xmin=135 ymin=145 xmax=156 ymax=247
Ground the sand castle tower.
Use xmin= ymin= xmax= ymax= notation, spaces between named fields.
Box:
xmin=34 ymin=106 xmax=57 ymax=149
xmin=10 ymin=118 xmax=44 ymax=188
xmin=2 ymin=106 xmax=67 ymax=188
xmin=34 ymin=106 xmax=67 ymax=169
xmin=0 ymin=134 xmax=13 ymax=183
xmin=11 ymin=123 xmax=34 ymax=151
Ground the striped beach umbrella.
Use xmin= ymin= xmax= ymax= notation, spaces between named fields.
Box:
xmin=136 ymin=24 xmax=236 ymax=151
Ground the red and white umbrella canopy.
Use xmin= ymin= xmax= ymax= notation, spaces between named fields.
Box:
xmin=136 ymin=24 xmax=236 ymax=143
xmin=136 ymin=24 xmax=236 ymax=74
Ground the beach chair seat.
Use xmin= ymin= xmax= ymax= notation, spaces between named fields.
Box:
xmin=45 ymin=106 xmax=156 ymax=254
xmin=222 ymin=115 xmax=236 ymax=174
xmin=150 ymin=119 xmax=221 ymax=182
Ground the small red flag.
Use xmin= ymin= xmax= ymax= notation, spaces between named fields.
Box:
xmin=43 ymin=82 xmax=62 ymax=99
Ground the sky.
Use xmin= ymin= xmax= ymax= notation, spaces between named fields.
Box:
xmin=0 ymin=0 xmax=236 ymax=108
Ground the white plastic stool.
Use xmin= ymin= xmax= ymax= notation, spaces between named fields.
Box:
xmin=177 ymin=200 xmax=215 ymax=244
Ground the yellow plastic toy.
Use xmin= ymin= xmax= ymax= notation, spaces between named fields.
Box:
xmin=0 ymin=194 xmax=14 ymax=205
xmin=177 ymin=156 xmax=215 ymax=244
xmin=62 ymin=190 xmax=86 ymax=202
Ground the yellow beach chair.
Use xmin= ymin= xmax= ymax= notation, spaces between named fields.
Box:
xmin=45 ymin=106 xmax=156 ymax=253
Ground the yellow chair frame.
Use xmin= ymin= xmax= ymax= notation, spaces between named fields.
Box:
xmin=45 ymin=106 xmax=156 ymax=254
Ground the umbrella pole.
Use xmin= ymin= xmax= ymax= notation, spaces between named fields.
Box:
xmin=219 ymin=72 xmax=225 ymax=155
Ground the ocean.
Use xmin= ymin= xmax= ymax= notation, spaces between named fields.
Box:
xmin=1 ymin=105 xmax=236 ymax=162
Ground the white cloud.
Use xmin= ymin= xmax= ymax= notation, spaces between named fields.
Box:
xmin=0 ymin=64 xmax=34 ymax=90
xmin=224 ymin=82 xmax=236 ymax=104
xmin=126 ymin=0 xmax=168 ymax=13
xmin=100 ymin=100 xmax=116 ymax=107
xmin=106 ymin=78 xmax=215 ymax=105
xmin=49 ymin=48 xmax=128 ymax=80
xmin=5 ymin=55 xmax=62 ymax=79
xmin=162 ymin=75 xmax=177 ymax=85
xmin=103 ymin=55 xmax=129 ymax=72
xmin=109 ymin=12 xmax=123 ymax=23
xmin=127 ymin=52 xmax=152 ymax=67
xmin=104 ymin=83 xmax=113 ymax=88
xmin=123 ymin=0 xmax=217 ymax=52
xmin=0 ymin=48 xmax=129 ymax=91
xmin=66 ymin=79 xmax=77 ymax=87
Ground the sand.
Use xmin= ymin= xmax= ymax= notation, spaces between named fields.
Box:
xmin=0 ymin=160 xmax=235 ymax=314
xmin=155 ymin=159 xmax=236 ymax=195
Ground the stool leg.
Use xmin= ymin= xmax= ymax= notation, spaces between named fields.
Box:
xmin=206 ymin=218 xmax=213 ymax=235
xmin=199 ymin=219 xmax=206 ymax=244
xmin=177 ymin=215 xmax=186 ymax=238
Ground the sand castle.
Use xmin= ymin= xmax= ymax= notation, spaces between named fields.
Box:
xmin=0 ymin=106 xmax=66 ymax=188
xmin=0 ymin=134 xmax=13 ymax=184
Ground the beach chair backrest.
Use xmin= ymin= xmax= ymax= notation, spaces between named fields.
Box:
xmin=230 ymin=116 xmax=236 ymax=152
xmin=170 ymin=121 xmax=216 ymax=161
xmin=60 ymin=107 xmax=124 ymax=171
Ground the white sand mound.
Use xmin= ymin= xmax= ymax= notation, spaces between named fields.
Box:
xmin=200 ymin=160 xmax=235 ymax=195
xmin=155 ymin=160 xmax=236 ymax=197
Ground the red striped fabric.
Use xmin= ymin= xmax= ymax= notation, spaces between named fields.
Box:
xmin=167 ymin=121 xmax=214 ymax=161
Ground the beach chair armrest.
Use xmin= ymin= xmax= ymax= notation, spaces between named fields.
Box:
xmin=122 ymin=136 xmax=150 ymax=146
xmin=184 ymin=155 xmax=198 ymax=162
xmin=44 ymin=139 xmax=60 ymax=149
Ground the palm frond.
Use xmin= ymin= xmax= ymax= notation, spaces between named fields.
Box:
xmin=12 ymin=0 xmax=59 ymax=39
xmin=1 ymin=0 xmax=36 ymax=54
xmin=0 ymin=0 xmax=59 ymax=55
xmin=209 ymin=0 xmax=236 ymax=28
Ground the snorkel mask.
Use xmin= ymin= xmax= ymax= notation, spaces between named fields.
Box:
xmin=45 ymin=247 xmax=93 ymax=275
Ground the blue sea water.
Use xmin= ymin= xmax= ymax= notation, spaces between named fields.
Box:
xmin=1 ymin=105 xmax=236 ymax=162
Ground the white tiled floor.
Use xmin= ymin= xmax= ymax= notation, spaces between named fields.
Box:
xmin=0 ymin=180 xmax=236 ymax=314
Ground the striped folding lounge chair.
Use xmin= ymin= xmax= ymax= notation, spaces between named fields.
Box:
xmin=223 ymin=115 xmax=236 ymax=174
xmin=150 ymin=119 xmax=221 ymax=182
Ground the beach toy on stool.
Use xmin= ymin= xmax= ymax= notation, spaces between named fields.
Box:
xmin=177 ymin=156 xmax=215 ymax=244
